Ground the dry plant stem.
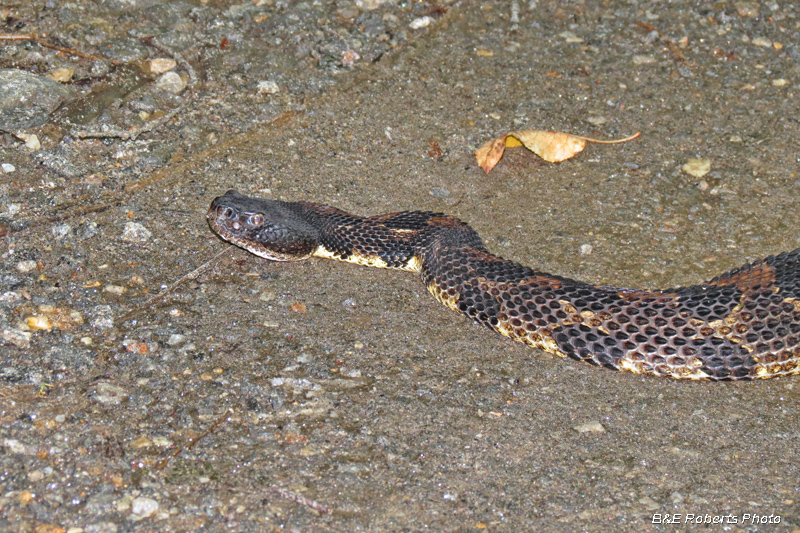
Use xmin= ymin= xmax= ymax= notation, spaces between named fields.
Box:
xmin=270 ymin=486 xmax=333 ymax=515
xmin=0 ymin=33 xmax=121 ymax=64
xmin=115 ymin=245 xmax=234 ymax=324
xmin=155 ymin=408 xmax=233 ymax=470
xmin=74 ymin=36 xmax=197 ymax=141
xmin=565 ymin=131 xmax=641 ymax=144
xmin=634 ymin=21 xmax=687 ymax=63
xmin=6 ymin=194 xmax=126 ymax=235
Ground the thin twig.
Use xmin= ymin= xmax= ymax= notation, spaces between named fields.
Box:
xmin=270 ymin=486 xmax=333 ymax=515
xmin=155 ymin=408 xmax=232 ymax=470
xmin=634 ymin=21 xmax=688 ymax=63
xmin=116 ymin=244 xmax=233 ymax=324
xmin=0 ymin=33 xmax=122 ymax=64
xmin=4 ymin=193 xmax=126 ymax=235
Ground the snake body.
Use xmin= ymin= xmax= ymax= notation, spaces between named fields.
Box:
xmin=208 ymin=190 xmax=800 ymax=380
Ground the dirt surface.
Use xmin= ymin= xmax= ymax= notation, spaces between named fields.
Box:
xmin=1 ymin=1 xmax=799 ymax=531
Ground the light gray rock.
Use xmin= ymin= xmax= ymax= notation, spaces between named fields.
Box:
xmin=0 ymin=69 xmax=75 ymax=131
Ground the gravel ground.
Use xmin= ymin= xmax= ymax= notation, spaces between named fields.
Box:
xmin=1 ymin=1 xmax=799 ymax=531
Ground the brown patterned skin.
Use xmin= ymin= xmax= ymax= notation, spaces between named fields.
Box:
xmin=208 ymin=190 xmax=800 ymax=380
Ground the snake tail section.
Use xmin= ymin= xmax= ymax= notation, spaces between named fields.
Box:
xmin=208 ymin=190 xmax=800 ymax=380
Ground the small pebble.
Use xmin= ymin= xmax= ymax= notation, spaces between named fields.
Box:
xmin=341 ymin=49 xmax=360 ymax=68
xmin=259 ymin=291 xmax=276 ymax=302
xmin=152 ymin=437 xmax=173 ymax=447
xmin=0 ymin=291 xmax=21 ymax=302
xmin=130 ymin=437 xmax=153 ymax=449
xmin=26 ymin=315 xmax=53 ymax=331
xmin=122 ymin=222 xmax=152 ymax=243
xmin=3 ymin=438 xmax=29 ymax=454
xmin=734 ymin=0 xmax=759 ymax=17
xmin=90 ymin=305 xmax=114 ymax=329
xmin=167 ymin=334 xmax=186 ymax=346
xmin=177 ymin=343 xmax=196 ymax=354
xmin=104 ymin=285 xmax=127 ymax=295
xmin=90 ymin=382 xmax=128 ymax=405
xmin=574 ymin=421 xmax=605 ymax=433
xmin=559 ymin=31 xmax=583 ymax=44
xmin=579 ymin=244 xmax=593 ymax=255
xmin=429 ymin=186 xmax=450 ymax=198
xmin=51 ymin=224 xmax=71 ymax=239
xmin=638 ymin=496 xmax=660 ymax=511
xmin=355 ymin=0 xmax=390 ymax=9
xmin=22 ymin=134 xmax=41 ymax=151
xmin=632 ymin=55 xmax=656 ymax=65
xmin=47 ymin=68 xmax=74 ymax=82
xmin=682 ymin=158 xmax=711 ymax=178
xmin=1 ymin=163 xmax=15 ymax=173
xmin=409 ymin=16 xmax=432 ymax=29
xmin=131 ymin=497 xmax=159 ymax=517
xmin=116 ymin=496 xmax=133 ymax=512
xmin=1 ymin=328 xmax=31 ymax=348
xmin=122 ymin=340 xmax=148 ymax=354
xmin=149 ymin=58 xmax=177 ymax=74
xmin=257 ymin=80 xmax=280 ymax=94
xmin=156 ymin=71 xmax=186 ymax=94
xmin=16 ymin=260 xmax=38 ymax=273
xmin=290 ymin=302 xmax=307 ymax=313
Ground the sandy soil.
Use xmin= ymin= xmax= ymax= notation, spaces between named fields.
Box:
xmin=1 ymin=1 xmax=799 ymax=531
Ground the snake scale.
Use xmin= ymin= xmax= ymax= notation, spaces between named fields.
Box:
xmin=208 ymin=190 xmax=800 ymax=380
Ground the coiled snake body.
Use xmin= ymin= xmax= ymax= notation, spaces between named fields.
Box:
xmin=208 ymin=190 xmax=800 ymax=380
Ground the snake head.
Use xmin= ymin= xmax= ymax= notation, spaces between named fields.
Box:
xmin=208 ymin=190 xmax=320 ymax=261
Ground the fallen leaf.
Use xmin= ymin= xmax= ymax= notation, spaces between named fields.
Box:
xmin=476 ymin=129 xmax=640 ymax=173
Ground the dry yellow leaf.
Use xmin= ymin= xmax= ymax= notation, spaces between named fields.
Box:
xmin=476 ymin=129 xmax=641 ymax=173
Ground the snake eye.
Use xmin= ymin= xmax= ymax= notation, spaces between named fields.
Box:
xmin=247 ymin=214 xmax=264 ymax=226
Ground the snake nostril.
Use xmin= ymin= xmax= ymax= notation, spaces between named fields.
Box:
xmin=222 ymin=207 xmax=235 ymax=219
